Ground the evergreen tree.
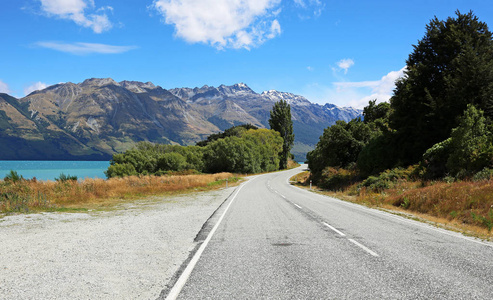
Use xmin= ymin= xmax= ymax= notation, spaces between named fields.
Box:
xmin=390 ymin=11 xmax=493 ymax=165
xmin=269 ymin=99 xmax=294 ymax=169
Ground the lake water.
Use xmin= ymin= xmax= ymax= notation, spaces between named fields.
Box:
xmin=0 ymin=161 xmax=110 ymax=181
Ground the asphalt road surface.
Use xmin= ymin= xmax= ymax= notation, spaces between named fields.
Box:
xmin=165 ymin=165 xmax=493 ymax=299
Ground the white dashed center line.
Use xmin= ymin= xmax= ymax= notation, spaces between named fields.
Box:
xmin=322 ymin=222 xmax=346 ymax=237
xmin=348 ymin=239 xmax=380 ymax=257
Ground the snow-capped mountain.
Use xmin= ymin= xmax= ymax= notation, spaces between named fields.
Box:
xmin=0 ymin=79 xmax=362 ymax=161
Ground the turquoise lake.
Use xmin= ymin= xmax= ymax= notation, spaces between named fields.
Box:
xmin=0 ymin=161 xmax=110 ymax=181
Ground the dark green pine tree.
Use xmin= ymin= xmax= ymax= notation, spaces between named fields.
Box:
xmin=269 ymin=99 xmax=294 ymax=169
xmin=390 ymin=10 xmax=493 ymax=165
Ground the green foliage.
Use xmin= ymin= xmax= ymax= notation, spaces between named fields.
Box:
xmin=317 ymin=167 xmax=359 ymax=191
xmin=4 ymin=170 xmax=23 ymax=182
xmin=157 ymin=152 xmax=188 ymax=172
xmin=473 ymin=168 xmax=493 ymax=181
xmin=308 ymin=118 xmax=377 ymax=180
xmin=55 ymin=173 xmax=78 ymax=182
xmin=241 ymin=129 xmax=283 ymax=172
xmin=363 ymin=100 xmax=391 ymax=125
xmin=420 ymin=138 xmax=453 ymax=179
xmin=471 ymin=209 xmax=493 ymax=232
xmin=196 ymin=124 xmax=258 ymax=147
xmin=105 ymin=163 xmax=138 ymax=178
xmin=203 ymin=128 xmax=283 ymax=174
xmin=107 ymin=127 xmax=283 ymax=177
xmin=204 ymin=136 xmax=261 ymax=174
xmin=359 ymin=167 xmax=414 ymax=193
xmin=447 ymin=105 xmax=493 ymax=177
xmin=357 ymin=131 xmax=397 ymax=176
xmin=106 ymin=142 xmax=206 ymax=178
xmin=416 ymin=105 xmax=493 ymax=180
xmin=269 ymin=99 xmax=294 ymax=169
xmin=390 ymin=11 xmax=493 ymax=165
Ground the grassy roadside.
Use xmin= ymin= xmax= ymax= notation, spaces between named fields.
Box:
xmin=290 ymin=171 xmax=493 ymax=241
xmin=0 ymin=173 xmax=241 ymax=214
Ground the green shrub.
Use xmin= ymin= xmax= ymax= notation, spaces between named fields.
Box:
xmin=157 ymin=152 xmax=187 ymax=172
xmin=420 ymin=138 xmax=452 ymax=179
xmin=359 ymin=167 xmax=413 ymax=193
xmin=4 ymin=170 xmax=23 ymax=183
xmin=55 ymin=173 xmax=78 ymax=182
xmin=308 ymin=119 xmax=377 ymax=179
xmin=357 ymin=132 xmax=397 ymax=176
xmin=204 ymin=136 xmax=262 ymax=174
xmin=447 ymin=105 xmax=493 ymax=178
xmin=473 ymin=168 xmax=493 ymax=181
xmin=318 ymin=167 xmax=359 ymax=191
xmin=105 ymin=163 xmax=138 ymax=178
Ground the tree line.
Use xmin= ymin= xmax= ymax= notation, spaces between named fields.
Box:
xmin=106 ymin=99 xmax=294 ymax=177
xmin=308 ymin=11 xmax=493 ymax=182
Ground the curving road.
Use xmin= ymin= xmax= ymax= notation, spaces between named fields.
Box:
xmin=164 ymin=165 xmax=493 ymax=299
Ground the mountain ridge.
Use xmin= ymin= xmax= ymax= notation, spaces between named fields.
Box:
xmin=0 ymin=78 xmax=362 ymax=161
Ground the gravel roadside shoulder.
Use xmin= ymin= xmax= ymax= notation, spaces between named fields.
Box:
xmin=0 ymin=186 xmax=237 ymax=300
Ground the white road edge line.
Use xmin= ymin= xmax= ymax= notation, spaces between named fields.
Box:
xmin=165 ymin=180 xmax=248 ymax=300
xmin=294 ymin=203 xmax=302 ymax=209
xmin=348 ymin=239 xmax=379 ymax=257
xmin=322 ymin=222 xmax=346 ymax=237
xmin=287 ymin=172 xmax=493 ymax=249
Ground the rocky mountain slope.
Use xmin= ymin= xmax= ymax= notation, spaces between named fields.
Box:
xmin=0 ymin=79 xmax=361 ymax=161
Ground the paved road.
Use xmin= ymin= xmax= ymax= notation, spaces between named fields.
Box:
xmin=166 ymin=166 xmax=493 ymax=299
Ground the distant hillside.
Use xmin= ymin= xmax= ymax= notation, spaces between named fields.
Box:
xmin=0 ymin=79 xmax=361 ymax=161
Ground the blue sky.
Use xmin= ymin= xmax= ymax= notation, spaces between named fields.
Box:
xmin=1 ymin=0 xmax=492 ymax=108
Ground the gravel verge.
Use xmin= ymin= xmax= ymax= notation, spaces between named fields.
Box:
xmin=0 ymin=187 xmax=236 ymax=299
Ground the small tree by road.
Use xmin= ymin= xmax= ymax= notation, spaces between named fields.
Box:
xmin=269 ymin=99 xmax=294 ymax=169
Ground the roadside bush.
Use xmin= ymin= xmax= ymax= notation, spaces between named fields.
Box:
xmin=473 ymin=168 xmax=493 ymax=181
xmin=357 ymin=132 xmax=397 ymax=176
xmin=107 ymin=142 xmax=206 ymax=177
xmin=359 ymin=167 xmax=415 ymax=193
xmin=157 ymin=152 xmax=188 ymax=172
xmin=419 ymin=138 xmax=452 ymax=179
xmin=105 ymin=163 xmax=138 ymax=178
xmin=241 ymin=129 xmax=283 ymax=172
xmin=447 ymin=105 xmax=493 ymax=178
xmin=318 ymin=167 xmax=359 ymax=191
xmin=204 ymin=136 xmax=262 ymax=174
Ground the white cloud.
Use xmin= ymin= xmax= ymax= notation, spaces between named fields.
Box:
xmin=0 ymin=80 xmax=11 ymax=94
xmin=294 ymin=0 xmax=324 ymax=18
xmin=151 ymin=0 xmax=282 ymax=49
xmin=336 ymin=58 xmax=354 ymax=74
xmin=24 ymin=82 xmax=48 ymax=96
xmin=36 ymin=41 xmax=138 ymax=55
xmin=267 ymin=19 xmax=282 ymax=39
xmin=333 ymin=67 xmax=407 ymax=108
xmin=307 ymin=66 xmax=314 ymax=71
xmin=39 ymin=0 xmax=113 ymax=33
xmin=294 ymin=0 xmax=306 ymax=8
xmin=299 ymin=67 xmax=407 ymax=109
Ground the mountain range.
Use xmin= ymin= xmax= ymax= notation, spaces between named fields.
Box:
xmin=0 ymin=78 xmax=362 ymax=161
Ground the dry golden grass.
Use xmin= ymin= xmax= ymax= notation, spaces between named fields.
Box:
xmin=287 ymin=159 xmax=300 ymax=169
xmin=291 ymin=173 xmax=493 ymax=240
xmin=0 ymin=173 xmax=238 ymax=212
xmin=290 ymin=171 xmax=310 ymax=184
